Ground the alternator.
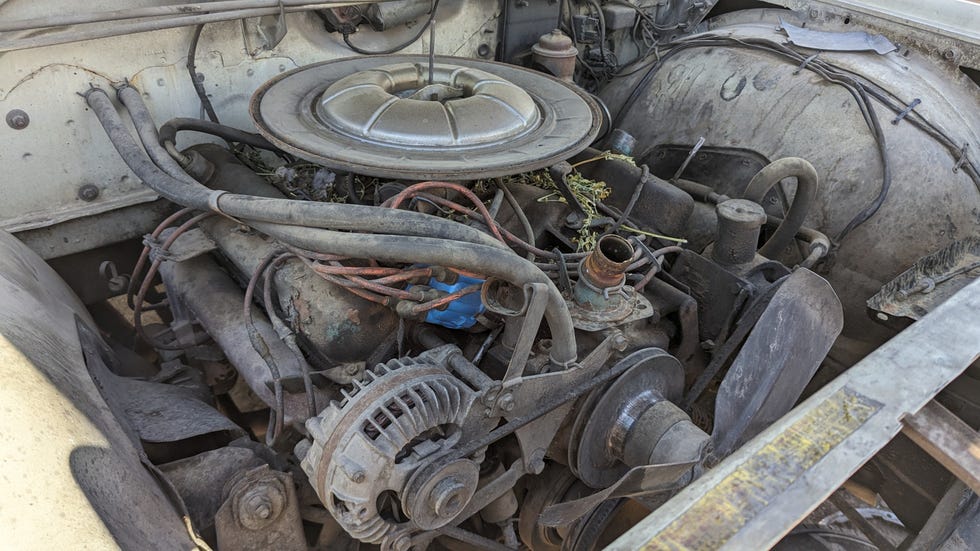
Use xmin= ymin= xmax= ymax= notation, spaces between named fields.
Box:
xmin=297 ymin=346 xmax=480 ymax=549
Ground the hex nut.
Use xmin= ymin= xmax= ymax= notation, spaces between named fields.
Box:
xmin=236 ymin=484 xmax=285 ymax=529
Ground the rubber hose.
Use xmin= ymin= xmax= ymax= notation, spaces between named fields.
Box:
xmin=158 ymin=117 xmax=277 ymax=151
xmin=85 ymin=87 xmax=213 ymax=208
xmin=742 ymin=157 xmax=819 ymax=259
xmin=251 ymin=221 xmax=578 ymax=366
xmin=116 ymin=85 xmax=199 ymax=184
xmin=86 ymin=87 xmax=506 ymax=249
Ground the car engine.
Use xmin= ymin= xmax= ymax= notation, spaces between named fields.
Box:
xmin=1 ymin=1 xmax=978 ymax=550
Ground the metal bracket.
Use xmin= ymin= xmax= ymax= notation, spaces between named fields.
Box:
xmin=781 ymin=19 xmax=897 ymax=54
xmin=147 ymin=227 xmax=217 ymax=263
xmin=256 ymin=0 xmax=288 ymax=52
xmin=502 ymin=282 xmax=549 ymax=383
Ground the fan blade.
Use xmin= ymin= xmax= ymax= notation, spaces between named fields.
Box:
xmin=711 ymin=268 xmax=843 ymax=457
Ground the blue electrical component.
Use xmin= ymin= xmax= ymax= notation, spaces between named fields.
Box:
xmin=423 ymin=273 xmax=485 ymax=329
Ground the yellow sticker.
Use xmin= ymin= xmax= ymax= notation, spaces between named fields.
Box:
xmin=645 ymin=387 xmax=881 ymax=550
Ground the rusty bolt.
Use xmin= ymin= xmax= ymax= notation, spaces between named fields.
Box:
xmin=391 ymin=533 xmax=412 ymax=551
xmin=255 ymin=503 xmax=272 ymax=519
xmin=243 ymin=493 xmax=274 ymax=521
xmin=528 ymin=449 xmax=546 ymax=474
xmin=233 ymin=477 xmax=287 ymax=529
xmin=6 ymin=109 xmax=29 ymax=130
xmin=78 ymin=184 xmax=100 ymax=202
xmin=498 ymin=393 xmax=515 ymax=412
xmin=612 ymin=333 xmax=628 ymax=352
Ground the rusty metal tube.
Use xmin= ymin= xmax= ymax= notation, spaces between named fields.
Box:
xmin=573 ymin=234 xmax=635 ymax=310
xmin=580 ymin=234 xmax=635 ymax=289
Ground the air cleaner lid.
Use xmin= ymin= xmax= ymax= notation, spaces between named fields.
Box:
xmin=250 ymin=56 xmax=599 ymax=180
xmin=318 ymin=63 xmax=540 ymax=148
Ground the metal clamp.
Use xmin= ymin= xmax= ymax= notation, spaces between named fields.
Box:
xmin=208 ymin=189 xmax=228 ymax=213
xmin=891 ymin=98 xmax=921 ymax=125
xmin=952 ymin=142 xmax=970 ymax=173
xmin=792 ymin=52 xmax=820 ymax=75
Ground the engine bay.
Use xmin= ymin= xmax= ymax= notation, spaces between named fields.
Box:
xmin=1 ymin=1 xmax=978 ymax=550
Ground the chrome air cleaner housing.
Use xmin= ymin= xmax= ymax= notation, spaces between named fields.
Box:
xmin=249 ymin=56 xmax=600 ymax=180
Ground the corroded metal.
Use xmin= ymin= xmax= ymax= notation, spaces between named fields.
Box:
xmin=571 ymin=235 xmax=654 ymax=331
xmin=532 ymin=29 xmax=578 ymax=82
xmin=868 ymin=236 xmax=980 ymax=320
xmin=215 ymin=466 xmax=305 ymax=550
xmin=579 ymin=234 xmax=633 ymax=290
